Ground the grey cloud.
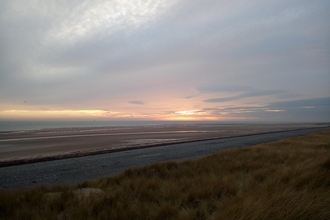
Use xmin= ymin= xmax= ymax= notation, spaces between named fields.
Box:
xmin=128 ymin=100 xmax=145 ymax=105
xmin=185 ymin=95 xmax=194 ymax=99
xmin=212 ymin=97 xmax=330 ymax=112
xmin=204 ymin=106 xmax=266 ymax=112
xmin=203 ymin=97 xmax=330 ymax=122
xmin=0 ymin=0 xmax=329 ymax=122
xmin=197 ymin=85 xmax=253 ymax=93
xmin=203 ymin=108 xmax=219 ymax=111
xmin=204 ymin=90 xmax=283 ymax=103
xmin=268 ymin=97 xmax=330 ymax=109
xmin=185 ymin=94 xmax=199 ymax=99
xmin=262 ymin=97 xmax=330 ymax=121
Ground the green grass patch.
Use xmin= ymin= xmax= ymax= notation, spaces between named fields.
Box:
xmin=1 ymin=129 xmax=330 ymax=219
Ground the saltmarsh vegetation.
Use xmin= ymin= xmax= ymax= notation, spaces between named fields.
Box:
xmin=1 ymin=130 xmax=330 ymax=220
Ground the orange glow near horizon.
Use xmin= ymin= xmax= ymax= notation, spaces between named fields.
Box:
xmin=174 ymin=110 xmax=207 ymax=115
xmin=0 ymin=109 xmax=111 ymax=120
xmin=156 ymin=116 xmax=221 ymax=121
xmin=0 ymin=109 xmax=224 ymax=121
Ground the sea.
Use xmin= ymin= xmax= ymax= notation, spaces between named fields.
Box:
xmin=0 ymin=120 xmax=232 ymax=132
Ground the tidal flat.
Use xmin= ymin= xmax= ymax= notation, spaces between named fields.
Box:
xmin=0 ymin=123 xmax=327 ymax=166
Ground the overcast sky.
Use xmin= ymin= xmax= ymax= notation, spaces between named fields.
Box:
xmin=0 ymin=0 xmax=329 ymax=122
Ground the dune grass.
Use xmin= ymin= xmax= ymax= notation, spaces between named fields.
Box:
xmin=1 ymin=129 xmax=330 ymax=220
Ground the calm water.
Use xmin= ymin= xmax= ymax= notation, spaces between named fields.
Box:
xmin=0 ymin=120 xmax=227 ymax=132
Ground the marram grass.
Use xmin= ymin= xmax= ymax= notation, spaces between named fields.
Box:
xmin=1 ymin=129 xmax=330 ymax=220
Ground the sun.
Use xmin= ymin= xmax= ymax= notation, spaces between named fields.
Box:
xmin=153 ymin=110 xmax=220 ymax=121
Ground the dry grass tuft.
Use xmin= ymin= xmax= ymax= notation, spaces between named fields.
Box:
xmin=1 ymin=129 xmax=330 ymax=219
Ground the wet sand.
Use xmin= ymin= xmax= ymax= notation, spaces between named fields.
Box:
xmin=1 ymin=127 xmax=328 ymax=189
xmin=0 ymin=123 xmax=327 ymax=167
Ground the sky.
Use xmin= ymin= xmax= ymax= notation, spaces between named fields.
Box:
xmin=0 ymin=0 xmax=329 ymax=122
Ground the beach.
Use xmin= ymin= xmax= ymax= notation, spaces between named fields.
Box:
xmin=1 ymin=126 xmax=328 ymax=189
xmin=0 ymin=123 xmax=327 ymax=167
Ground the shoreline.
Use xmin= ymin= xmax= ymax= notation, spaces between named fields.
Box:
xmin=1 ymin=124 xmax=328 ymax=168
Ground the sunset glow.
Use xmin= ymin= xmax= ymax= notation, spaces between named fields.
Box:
xmin=175 ymin=110 xmax=206 ymax=116
xmin=0 ymin=109 xmax=223 ymax=121
xmin=0 ymin=0 xmax=329 ymax=122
